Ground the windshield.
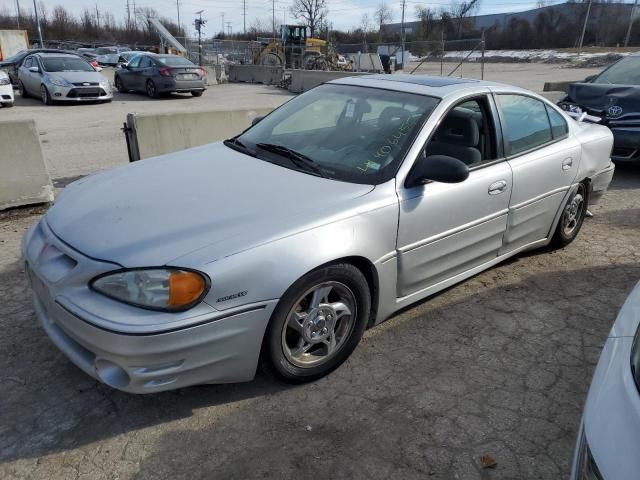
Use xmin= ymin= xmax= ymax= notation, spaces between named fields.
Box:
xmin=593 ymin=56 xmax=640 ymax=85
xmin=236 ymin=84 xmax=439 ymax=184
xmin=155 ymin=56 xmax=194 ymax=66
xmin=42 ymin=57 xmax=93 ymax=72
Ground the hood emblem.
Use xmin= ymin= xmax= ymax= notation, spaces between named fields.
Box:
xmin=607 ymin=105 xmax=623 ymax=118
xmin=82 ymin=82 xmax=90 ymax=86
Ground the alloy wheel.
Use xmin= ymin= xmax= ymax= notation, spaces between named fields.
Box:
xmin=562 ymin=189 xmax=585 ymax=237
xmin=281 ymin=281 xmax=357 ymax=368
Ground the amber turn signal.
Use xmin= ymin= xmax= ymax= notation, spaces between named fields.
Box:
xmin=168 ymin=271 xmax=206 ymax=307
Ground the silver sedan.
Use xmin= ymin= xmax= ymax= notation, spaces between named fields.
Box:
xmin=23 ymin=75 xmax=614 ymax=393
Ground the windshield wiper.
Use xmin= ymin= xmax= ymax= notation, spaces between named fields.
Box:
xmin=255 ymin=143 xmax=328 ymax=178
xmin=223 ymin=137 xmax=257 ymax=157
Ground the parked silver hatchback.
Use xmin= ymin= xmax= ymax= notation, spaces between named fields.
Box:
xmin=18 ymin=52 xmax=112 ymax=104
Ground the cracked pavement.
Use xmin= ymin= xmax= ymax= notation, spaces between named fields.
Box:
xmin=1 ymin=166 xmax=639 ymax=480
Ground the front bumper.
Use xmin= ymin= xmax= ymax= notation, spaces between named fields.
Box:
xmin=0 ymin=83 xmax=14 ymax=103
xmin=48 ymin=83 xmax=113 ymax=102
xmin=570 ymin=335 xmax=640 ymax=479
xmin=23 ymin=220 xmax=276 ymax=393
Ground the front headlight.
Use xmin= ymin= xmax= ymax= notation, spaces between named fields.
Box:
xmin=47 ymin=76 xmax=71 ymax=87
xmin=90 ymin=268 xmax=210 ymax=312
xmin=0 ymin=76 xmax=10 ymax=86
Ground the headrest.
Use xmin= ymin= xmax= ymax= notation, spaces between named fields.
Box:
xmin=378 ymin=106 xmax=411 ymax=128
xmin=434 ymin=114 xmax=480 ymax=147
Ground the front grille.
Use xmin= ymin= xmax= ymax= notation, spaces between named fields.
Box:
xmin=72 ymin=82 xmax=98 ymax=86
xmin=67 ymin=88 xmax=106 ymax=98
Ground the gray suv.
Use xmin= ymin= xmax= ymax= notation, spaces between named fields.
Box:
xmin=114 ymin=54 xmax=206 ymax=98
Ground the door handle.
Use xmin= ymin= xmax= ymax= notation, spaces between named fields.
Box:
xmin=562 ymin=157 xmax=573 ymax=171
xmin=488 ymin=180 xmax=508 ymax=195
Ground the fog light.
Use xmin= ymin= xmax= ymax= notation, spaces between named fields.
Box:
xmin=54 ymin=92 xmax=62 ymax=97
xmin=95 ymin=359 xmax=130 ymax=389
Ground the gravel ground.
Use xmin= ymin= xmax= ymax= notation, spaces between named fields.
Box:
xmin=1 ymin=165 xmax=639 ymax=479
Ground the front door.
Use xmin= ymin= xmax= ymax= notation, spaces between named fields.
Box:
xmin=493 ymin=92 xmax=581 ymax=253
xmin=396 ymin=95 xmax=512 ymax=298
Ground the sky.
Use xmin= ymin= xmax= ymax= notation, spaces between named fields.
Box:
xmin=0 ymin=0 xmax=590 ymax=37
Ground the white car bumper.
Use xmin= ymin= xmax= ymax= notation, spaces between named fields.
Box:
xmin=571 ymin=283 xmax=640 ymax=479
xmin=0 ymin=81 xmax=14 ymax=104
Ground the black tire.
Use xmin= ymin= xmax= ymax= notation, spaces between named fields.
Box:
xmin=40 ymin=84 xmax=52 ymax=105
xmin=18 ymin=80 xmax=28 ymax=98
xmin=191 ymin=90 xmax=203 ymax=97
xmin=263 ymin=263 xmax=371 ymax=383
xmin=1 ymin=102 xmax=13 ymax=108
xmin=114 ymin=76 xmax=126 ymax=93
xmin=552 ymin=182 xmax=587 ymax=247
xmin=146 ymin=80 xmax=159 ymax=99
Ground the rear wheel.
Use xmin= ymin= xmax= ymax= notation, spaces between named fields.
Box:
xmin=40 ymin=84 xmax=52 ymax=105
xmin=263 ymin=263 xmax=370 ymax=383
xmin=552 ymin=183 xmax=587 ymax=247
xmin=191 ymin=90 xmax=203 ymax=97
xmin=146 ymin=80 xmax=159 ymax=99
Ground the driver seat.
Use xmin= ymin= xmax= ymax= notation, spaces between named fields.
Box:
xmin=426 ymin=112 xmax=481 ymax=165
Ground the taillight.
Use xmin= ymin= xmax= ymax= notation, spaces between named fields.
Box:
xmin=197 ymin=68 xmax=206 ymax=78
xmin=159 ymin=67 xmax=172 ymax=77
xmin=90 ymin=60 xmax=98 ymax=68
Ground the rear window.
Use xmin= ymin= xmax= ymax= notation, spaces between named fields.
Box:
xmin=155 ymin=56 xmax=194 ymax=66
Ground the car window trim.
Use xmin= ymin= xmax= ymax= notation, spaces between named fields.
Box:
xmin=544 ymin=103 xmax=570 ymax=141
xmin=493 ymin=92 xmax=568 ymax=159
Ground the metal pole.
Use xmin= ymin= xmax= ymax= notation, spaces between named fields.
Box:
xmin=400 ymin=0 xmax=406 ymax=70
xmin=243 ymin=0 xmax=246 ymax=34
xmin=440 ymin=30 xmax=444 ymax=76
xmin=15 ymin=0 xmax=21 ymax=29
xmin=221 ymin=12 xmax=224 ymax=37
xmin=176 ymin=0 xmax=181 ymax=36
xmin=481 ymin=30 xmax=485 ymax=80
xmin=577 ymin=0 xmax=593 ymax=55
xmin=625 ymin=0 xmax=639 ymax=47
xmin=272 ymin=0 xmax=275 ymax=39
xmin=32 ymin=0 xmax=43 ymax=47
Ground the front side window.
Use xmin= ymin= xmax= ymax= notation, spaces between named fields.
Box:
xmin=236 ymin=84 xmax=439 ymax=184
xmin=42 ymin=57 xmax=94 ymax=72
xmin=127 ymin=56 xmax=142 ymax=68
xmin=497 ymin=94 xmax=553 ymax=156
xmin=139 ymin=56 xmax=153 ymax=68
xmin=23 ymin=57 xmax=32 ymax=68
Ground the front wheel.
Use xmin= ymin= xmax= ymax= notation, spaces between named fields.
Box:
xmin=263 ymin=263 xmax=371 ymax=383
xmin=40 ymin=84 xmax=52 ymax=105
xmin=114 ymin=76 xmax=126 ymax=93
xmin=191 ymin=90 xmax=203 ymax=97
xmin=552 ymin=183 xmax=587 ymax=247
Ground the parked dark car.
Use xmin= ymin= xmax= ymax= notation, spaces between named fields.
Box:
xmin=113 ymin=54 xmax=206 ymax=98
xmin=0 ymin=49 xmax=74 ymax=85
xmin=559 ymin=54 xmax=640 ymax=164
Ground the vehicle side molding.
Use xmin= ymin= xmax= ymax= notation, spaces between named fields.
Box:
xmin=405 ymin=154 xmax=470 ymax=187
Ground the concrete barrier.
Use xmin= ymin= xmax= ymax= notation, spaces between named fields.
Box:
xmin=540 ymin=91 xmax=566 ymax=104
xmin=543 ymin=81 xmax=576 ymax=93
xmin=0 ymin=119 xmax=54 ymax=210
xmin=125 ymin=107 xmax=274 ymax=160
xmin=288 ymin=70 xmax=371 ymax=94
xmin=228 ymin=65 xmax=283 ymax=85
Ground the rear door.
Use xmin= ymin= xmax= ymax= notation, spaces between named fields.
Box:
xmin=396 ymin=93 xmax=513 ymax=298
xmin=138 ymin=56 xmax=155 ymax=86
xmin=493 ymin=91 xmax=580 ymax=253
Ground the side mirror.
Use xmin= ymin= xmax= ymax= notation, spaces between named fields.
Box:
xmin=29 ymin=66 xmax=40 ymax=73
xmin=584 ymin=75 xmax=596 ymax=83
xmin=251 ymin=116 xmax=264 ymax=126
xmin=405 ymin=154 xmax=470 ymax=187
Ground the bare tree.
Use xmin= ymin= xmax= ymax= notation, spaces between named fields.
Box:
xmin=374 ymin=2 xmax=393 ymax=41
xmin=290 ymin=0 xmax=327 ymax=37
xmin=449 ymin=0 xmax=480 ymax=38
xmin=415 ymin=6 xmax=436 ymax=39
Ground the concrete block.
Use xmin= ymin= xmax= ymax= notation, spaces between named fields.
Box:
xmin=228 ymin=65 xmax=283 ymax=85
xmin=543 ymin=81 xmax=575 ymax=93
xmin=130 ymin=107 xmax=274 ymax=160
xmin=288 ymin=70 xmax=371 ymax=94
xmin=540 ymin=91 xmax=566 ymax=103
xmin=0 ymin=119 xmax=54 ymax=210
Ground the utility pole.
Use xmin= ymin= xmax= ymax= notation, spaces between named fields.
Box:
xmin=242 ymin=0 xmax=246 ymax=34
xmin=577 ymin=0 xmax=593 ymax=55
xmin=32 ymin=0 xmax=43 ymax=46
xmin=95 ymin=4 xmax=100 ymax=28
xmin=195 ymin=10 xmax=205 ymax=66
xmin=272 ymin=0 xmax=276 ymax=38
xmin=15 ymin=0 xmax=21 ymax=29
xmin=625 ymin=0 xmax=639 ymax=47
xmin=400 ymin=0 xmax=406 ymax=69
xmin=176 ymin=0 xmax=181 ymax=35
xmin=126 ymin=0 xmax=131 ymax=28
xmin=132 ymin=0 xmax=137 ymax=27
xmin=221 ymin=12 xmax=224 ymax=37
xmin=226 ymin=21 xmax=232 ymax=36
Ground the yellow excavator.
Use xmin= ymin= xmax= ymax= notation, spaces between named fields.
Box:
xmin=253 ymin=25 xmax=327 ymax=69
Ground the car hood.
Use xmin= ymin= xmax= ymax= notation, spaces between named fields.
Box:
xmin=567 ymin=82 xmax=640 ymax=117
xmin=47 ymin=71 xmax=107 ymax=83
xmin=46 ymin=142 xmax=374 ymax=267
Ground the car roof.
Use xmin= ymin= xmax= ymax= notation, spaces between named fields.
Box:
xmin=32 ymin=52 xmax=81 ymax=58
xmin=329 ymin=74 xmax=521 ymax=98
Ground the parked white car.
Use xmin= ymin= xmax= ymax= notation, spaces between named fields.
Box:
xmin=571 ymin=281 xmax=640 ymax=479
xmin=0 ymin=70 xmax=14 ymax=107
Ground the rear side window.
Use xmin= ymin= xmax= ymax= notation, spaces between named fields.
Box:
xmin=497 ymin=94 xmax=552 ymax=156
xmin=139 ymin=57 xmax=153 ymax=68
xmin=546 ymin=105 xmax=568 ymax=139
